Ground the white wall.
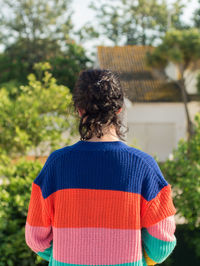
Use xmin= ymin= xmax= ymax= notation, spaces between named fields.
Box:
xmin=125 ymin=100 xmax=187 ymax=162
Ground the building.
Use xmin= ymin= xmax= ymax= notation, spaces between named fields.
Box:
xmin=96 ymin=45 xmax=200 ymax=162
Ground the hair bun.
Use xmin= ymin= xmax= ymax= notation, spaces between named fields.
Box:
xmin=72 ymin=68 xmax=128 ymax=140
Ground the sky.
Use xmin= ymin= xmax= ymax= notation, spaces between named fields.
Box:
xmin=71 ymin=0 xmax=199 ymax=60
xmin=0 ymin=0 xmax=198 ymax=57
xmin=71 ymin=0 xmax=198 ymax=30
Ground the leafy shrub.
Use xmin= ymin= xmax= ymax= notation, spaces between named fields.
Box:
xmin=0 ymin=62 xmax=78 ymax=158
xmin=0 ymin=158 xmax=47 ymax=266
xmin=160 ymin=112 xmax=200 ymax=258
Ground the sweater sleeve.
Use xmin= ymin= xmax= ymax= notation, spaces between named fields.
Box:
xmin=141 ymin=159 xmax=177 ymax=265
xmin=25 ymin=153 xmax=55 ymax=261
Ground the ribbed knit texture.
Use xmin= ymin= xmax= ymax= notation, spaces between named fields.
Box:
xmin=25 ymin=140 xmax=177 ymax=266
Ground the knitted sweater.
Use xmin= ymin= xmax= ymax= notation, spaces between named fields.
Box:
xmin=25 ymin=140 xmax=177 ymax=266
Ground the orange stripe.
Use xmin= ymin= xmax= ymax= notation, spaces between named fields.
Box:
xmin=27 ymin=183 xmax=51 ymax=227
xmin=141 ymin=184 xmax=177 ymax=228
xmin=27 ymin=184 xmax=176 ymax=229
xmin=44 ymin=188 xmax=141 ymax=229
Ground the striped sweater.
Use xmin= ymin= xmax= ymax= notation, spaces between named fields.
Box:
xmin=25 ymin=140 xmax=177 ymax=266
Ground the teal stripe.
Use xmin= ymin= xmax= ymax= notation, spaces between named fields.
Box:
xmin=142 ymin=255 xmax=148 ymax=266
xmin=141 ymin=228 xmax=176 ymax=263
xmin=37 ymin=241 xmax=53 ymax=261
xmin=36 ymin=242 xmax=148 ymax=266
xmin=48 ymin=257 xmax=147 ymax=266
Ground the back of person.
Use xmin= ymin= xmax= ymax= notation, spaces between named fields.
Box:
xmin=25 ymin=69 xmax=177 ymax=266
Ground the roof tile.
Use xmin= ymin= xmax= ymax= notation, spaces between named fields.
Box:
xmin=97 ymin=46 xmax=182 ymax=102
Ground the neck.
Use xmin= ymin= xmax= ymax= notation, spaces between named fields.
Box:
xmin=85 ymin=124 xmax=120 ymax=142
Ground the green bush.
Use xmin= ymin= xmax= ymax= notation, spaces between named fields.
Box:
xmin=0 ymin=62 xmax=78 ymax=158
xmin=0 ymin=158 xmax=47 ymax=266
xmin=160 ymin=112 xmax=200 ymax=259
xmin=0 ymin=62 xmax=79 ymax=265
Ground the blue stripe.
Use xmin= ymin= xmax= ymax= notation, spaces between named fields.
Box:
xmin=34 ymin=142 xmax=168 ymax=200
xmin=141 ymin=228 xmax=176 ymax=263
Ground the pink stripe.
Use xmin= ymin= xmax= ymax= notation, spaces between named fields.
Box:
xmin=53 ymin=227 xmax=142 ymax=264
xmin=25 ymin=222 xmax=53 ymax=252
xmin=147 ymin=215 xmax=176 ymax=241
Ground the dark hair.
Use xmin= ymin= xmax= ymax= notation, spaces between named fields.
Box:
xmin=72 ymin=68 xmax=128 ymax=141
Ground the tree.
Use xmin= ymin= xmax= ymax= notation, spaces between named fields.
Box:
xmin=0 ymin=62 xmax=78 ymax=159
xmin=194 ymin=0 xmax=200 ymax=28
xmin=49 ymin=39 xmax=93 ymax=89
xmin=0 ymin=0 xmax=73 ymax=67
xmin=146 ymin=28 xmax=200 ymax=141
xmin=0 ymin=0 xmax=73 ymax=49
xmin=0 ymin=0 xmax=93 ymax=87
xmin=77 ymin=0 xmax=185 ymax=46
xmin=0 ymin=39 xmax=93 ymax=89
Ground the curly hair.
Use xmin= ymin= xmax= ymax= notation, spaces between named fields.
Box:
xmin=72 ymin=68 xmax=128 ymax=141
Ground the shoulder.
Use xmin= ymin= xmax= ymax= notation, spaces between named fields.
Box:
xmin=33 ymin=146 xmax=72 ymax=196
xmin=48 ymin=145 xmax=73 ymax=166
xmin=125 ymin=145 xmax=160 ymax=171
xmin=126 ymin=146 xmax=168 ymax=201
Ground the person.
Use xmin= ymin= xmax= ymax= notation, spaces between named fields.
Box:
xmin=25 ymin=69 xmax=177 ymax=266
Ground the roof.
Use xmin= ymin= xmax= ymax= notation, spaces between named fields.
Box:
xmin=97 ymin=45 xmax=183 ymax=103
